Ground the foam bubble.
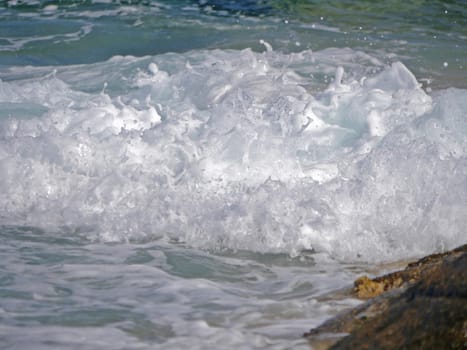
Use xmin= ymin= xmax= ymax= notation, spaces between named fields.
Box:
xmin=43 ymin=5 xmax=58 ymax=13
xmin=0 ymin=48 xmax=465 ymax=261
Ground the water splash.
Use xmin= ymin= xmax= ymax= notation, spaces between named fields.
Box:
xmin=0 ymin=48 xmax=465 ymax=261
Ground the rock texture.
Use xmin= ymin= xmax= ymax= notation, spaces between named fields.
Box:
xmin=305 ymin=244 xmax=467 ymax=350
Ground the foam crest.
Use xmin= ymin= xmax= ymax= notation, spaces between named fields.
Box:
xmin=0 ymin=48 xmax=465 ymax=261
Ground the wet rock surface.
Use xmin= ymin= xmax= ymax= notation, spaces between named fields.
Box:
xmin=305 ymin=244 xmax=467 ymax=350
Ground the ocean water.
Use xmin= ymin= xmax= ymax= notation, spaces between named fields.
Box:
xmin=0 ymin=1 xmax=466 ymax=349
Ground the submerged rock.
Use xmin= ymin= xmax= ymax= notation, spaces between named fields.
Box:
xmin=304 ymin=244 xmax=467 ymax=350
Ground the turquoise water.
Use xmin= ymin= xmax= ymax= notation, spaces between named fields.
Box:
xmin=0 ymin=1 xmax=466 ymax=349
xmin=1 ymin=0 xmax=465 ymax=87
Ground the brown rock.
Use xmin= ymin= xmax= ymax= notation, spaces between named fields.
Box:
xmin=353 ymin=244 xmax=467 ymax=299
xmin=304 ymin=244 xmax=467 ymax=350
xmin=354 ymin=275 xmax=393 ymax=299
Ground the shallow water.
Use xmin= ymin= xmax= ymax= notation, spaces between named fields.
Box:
xmin=1 ymin=224 xmax=366 ymax=350
xmin=0 ymin=1 xmax=466 ymax=349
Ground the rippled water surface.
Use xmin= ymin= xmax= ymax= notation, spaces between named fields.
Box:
xmin=0 ymin=1 xmax=466 ymax=349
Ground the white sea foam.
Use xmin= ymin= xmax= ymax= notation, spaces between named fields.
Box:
xmin=0 ymin=48 xmax=465 ymax=261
